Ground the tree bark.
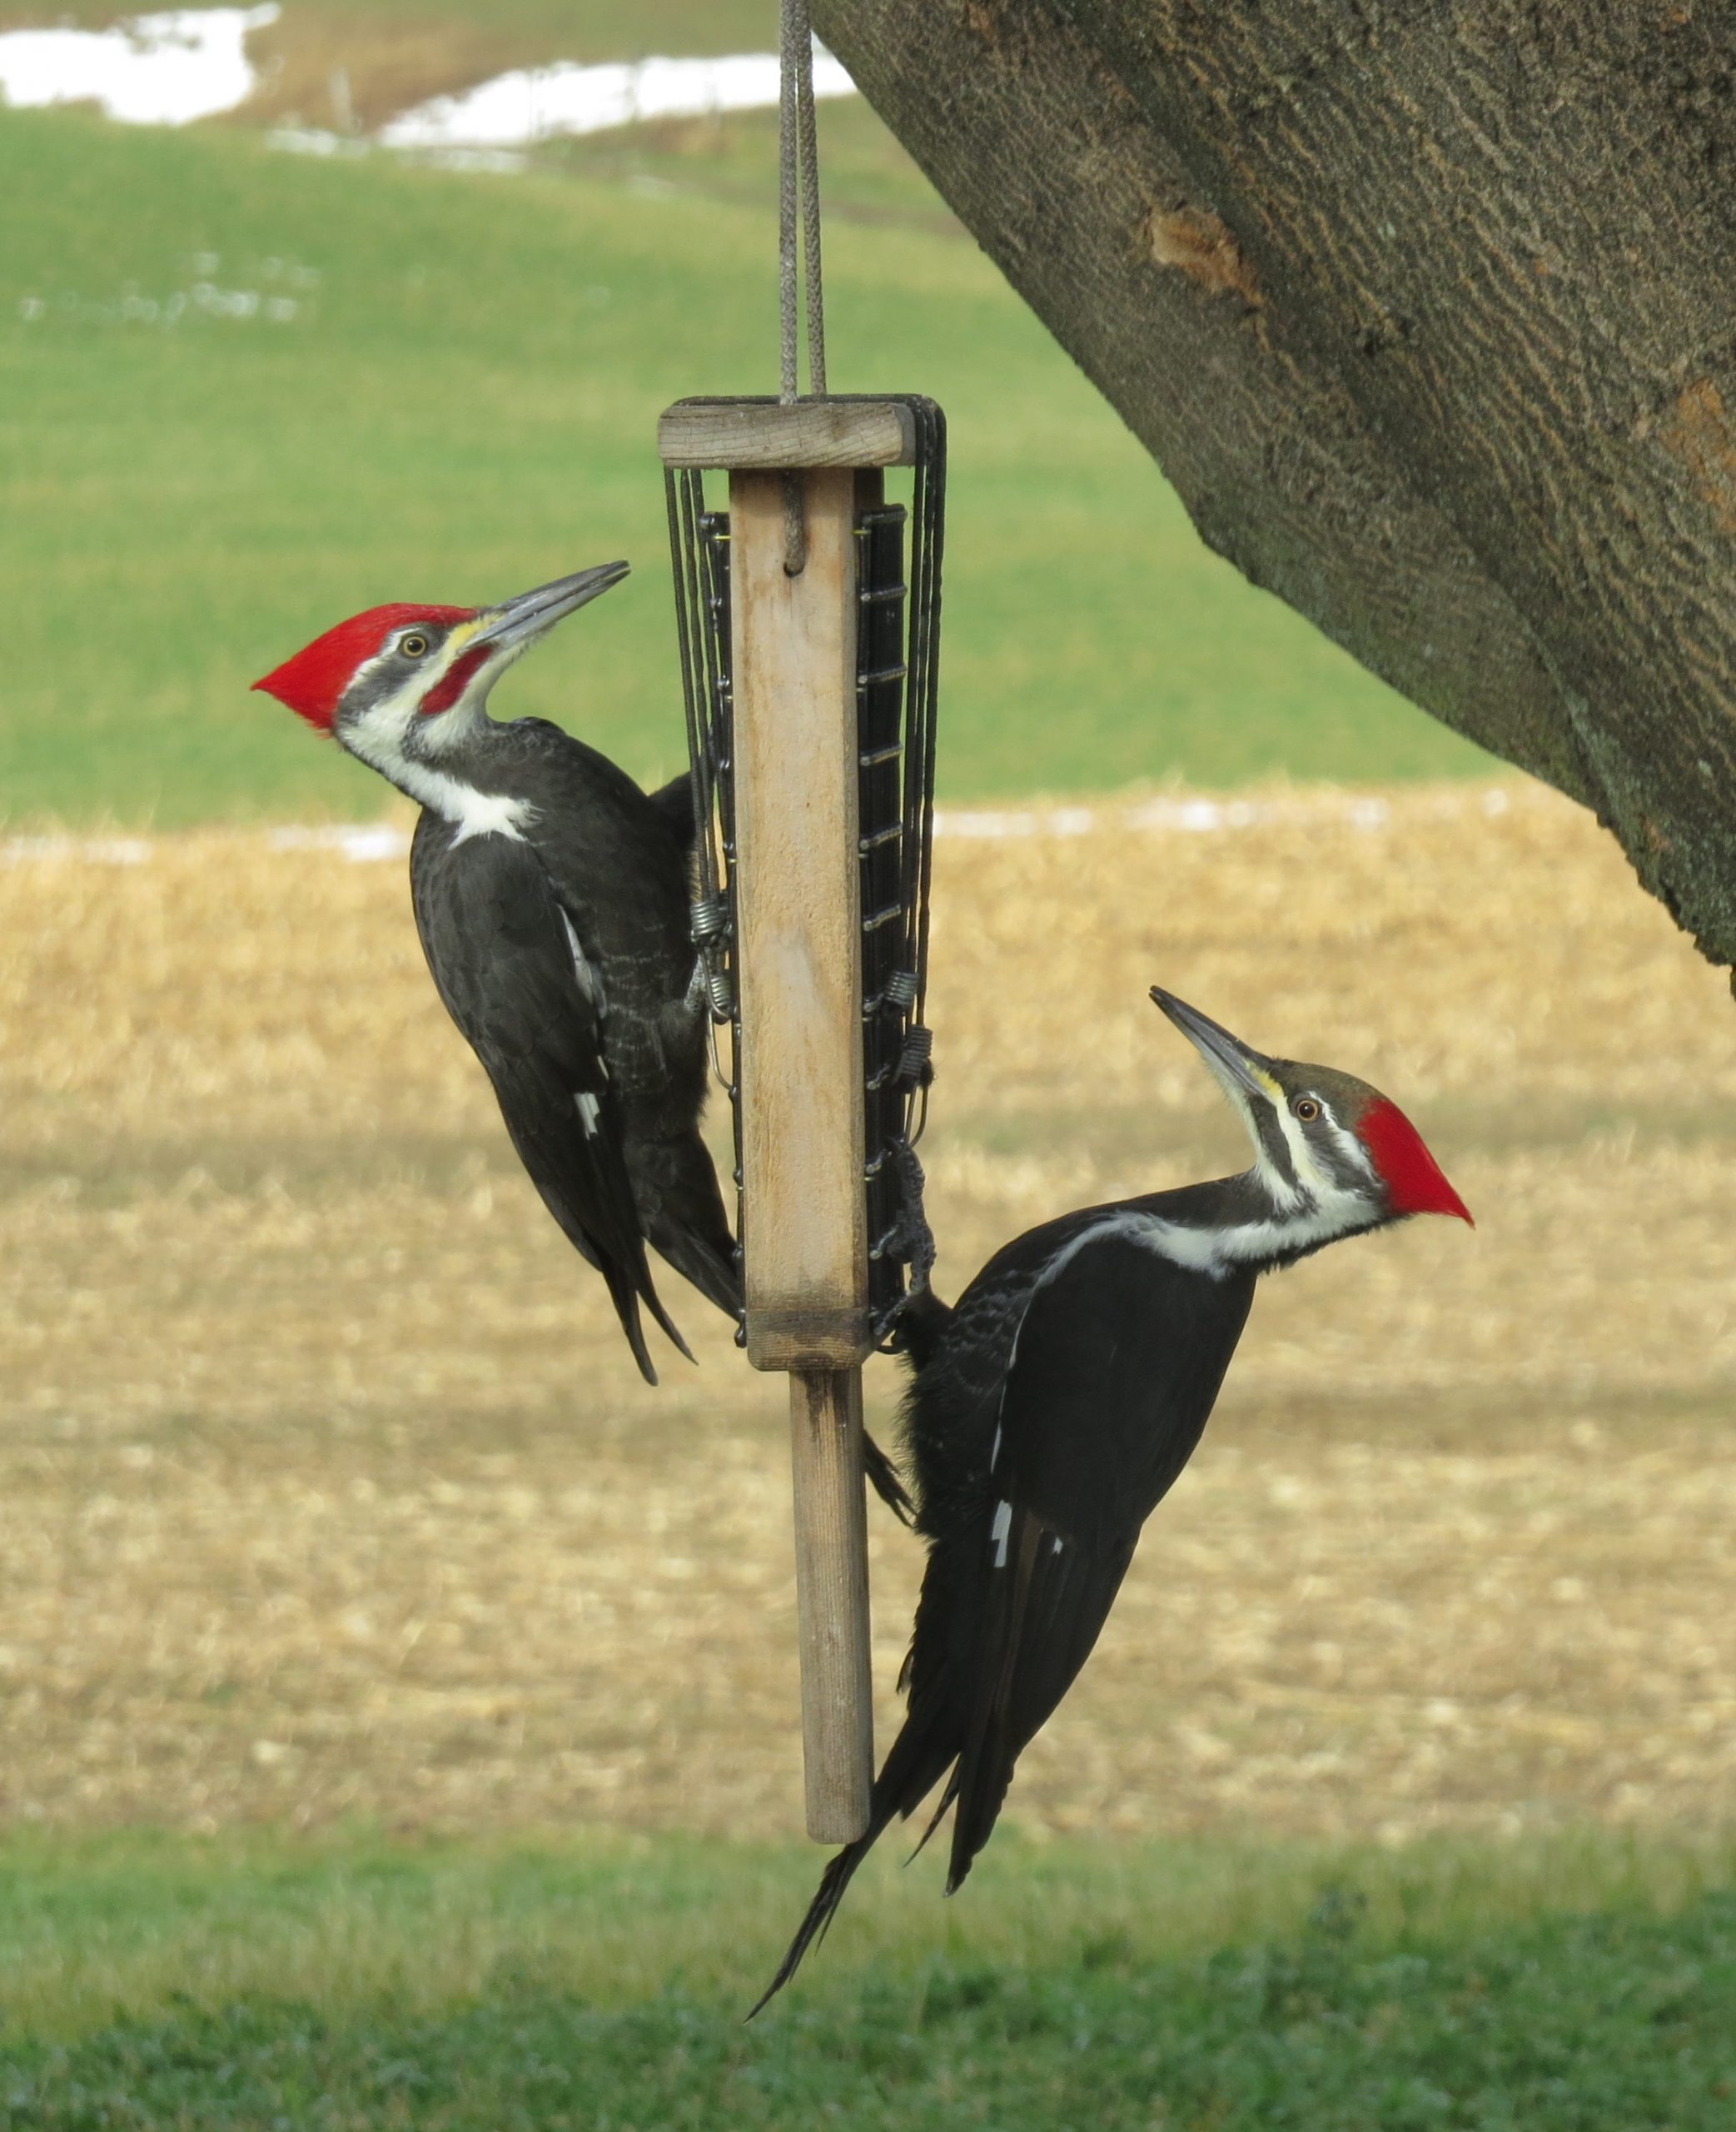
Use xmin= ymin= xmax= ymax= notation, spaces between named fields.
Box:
xmin=812 ymin=0 xmax=1736 ymax=979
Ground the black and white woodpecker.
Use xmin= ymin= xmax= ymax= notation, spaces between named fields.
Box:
xmin=753 ymin=986 xmax=1473 ymax=2010
xmin=253 ymin=565 xmax=736 ymax=1382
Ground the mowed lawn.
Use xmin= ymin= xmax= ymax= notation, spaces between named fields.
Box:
xmin=0 ymin=102 xmax=1487 ymax=828
xmin=6 ymin=1827 xmax=1736 ymax=2130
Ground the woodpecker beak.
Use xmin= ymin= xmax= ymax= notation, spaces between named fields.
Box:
xmin=468 ymin=560 xmax=630 ymax=653
xmin=1150 ymin=988 xmax=1281 ymax=1106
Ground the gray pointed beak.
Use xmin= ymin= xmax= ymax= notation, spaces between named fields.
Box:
xmin=1150 ymin=987 xmax=1277 ymax=1100
xmin=470 ymin=560 xmax=629 ymax=652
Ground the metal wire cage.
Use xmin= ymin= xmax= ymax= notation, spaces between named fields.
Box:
xmin=665 ymin=396 xmax=946 ymax=1341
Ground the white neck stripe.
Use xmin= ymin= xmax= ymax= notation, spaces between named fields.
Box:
xmin=1037 ymin=1191 xmax=1375 ymax=1288
xmin=340 ymin=666 xmax=533 ymax=843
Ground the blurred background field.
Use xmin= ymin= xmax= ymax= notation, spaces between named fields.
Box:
xmin=3 ymin=788 xmax=1735 ymax=2119
xmin=7 ymin=784 xmax=1736 ymax=1841
xmin=2 ymin=7 xmax=1734 ymax=2123
xmin=0 ymin=88 xmax=1487 ymax=829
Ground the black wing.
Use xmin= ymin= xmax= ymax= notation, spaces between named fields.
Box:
xmin=410 ymin=815 xmax=687 ymax=1382
xmin=941 ymin=1232 xmax=1256 ymax=1880
xmin=754 ymin=1228 xmax=1256 ymax=2010
xmin=644 ymin=770 xmax=697 ymax=844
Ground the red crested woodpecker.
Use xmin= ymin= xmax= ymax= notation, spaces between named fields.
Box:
xmin=754 ymin=986 xmax=1472 ymax=2008
xmin=254 ymin=565 xmax=735 ymax=1382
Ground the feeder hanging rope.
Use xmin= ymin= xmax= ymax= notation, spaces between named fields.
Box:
xmin=778 ymin=0 xmax=827 ymax=402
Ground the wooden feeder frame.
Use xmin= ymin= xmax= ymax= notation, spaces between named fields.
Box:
xmin=660 ymin=395 xmax=944 ymax=1842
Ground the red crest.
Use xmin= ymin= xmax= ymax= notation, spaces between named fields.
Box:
xmin=252 ymin=604 xmax=472 ymax=730
xmin=1358 ymin=1097 xmax=1473 ymax=1225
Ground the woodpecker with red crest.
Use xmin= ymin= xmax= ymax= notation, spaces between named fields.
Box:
xmin=253 ymin=564 xmax=736 ymax=1382
xmin=754 ymin=987 xmax=1472 ymax=2009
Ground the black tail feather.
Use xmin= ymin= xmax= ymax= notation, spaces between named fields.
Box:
xmin=639 ymin=1273 xmax=694 ymax=1368
xmin=945 ymin=1531 xmax=1137 ymax=1893
xmin=653 ymin=1227 xmax=742 ymax=1320
xmin=753 ymin=1603 xmax=971 ymax=2013
xmin=599 ymin=1263 xmax=658 ymax=1385
xmin=746 ymin=1836 xmax=878 ymax=2020
xmin=603 ymin=1266 xmax=686 ymax=1385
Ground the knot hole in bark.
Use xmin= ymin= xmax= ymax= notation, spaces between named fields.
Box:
xmin=1142 ymin=202 xmax=1264 ymax=311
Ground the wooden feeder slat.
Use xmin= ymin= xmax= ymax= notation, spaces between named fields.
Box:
xmin=659 ymin=397 xmax=917 ymax=471
xmin=729 ymin=466 xmax=873 ymax=1369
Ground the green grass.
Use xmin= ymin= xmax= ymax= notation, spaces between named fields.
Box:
xmin=2 ymin=1828 xmax=1733 ymax=2127
xmin=0 ymin=2 xmax=777 ymax=41
xmin=0 ymin=105 xmax=1489 ymax=829
xmin=543 ymin=91 xmax=964 ymax=227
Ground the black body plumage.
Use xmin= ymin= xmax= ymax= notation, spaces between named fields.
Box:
xmin=754 ymin=1188 xmax=1266 ymax=2010
xmin=410 ymin=720 xmax=914 ymax=1512
xmin=410 ymin=719 xmax=737 ymax=1382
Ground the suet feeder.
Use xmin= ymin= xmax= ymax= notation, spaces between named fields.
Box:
xmin=660 ymin=393 xmax=946 ymax=1840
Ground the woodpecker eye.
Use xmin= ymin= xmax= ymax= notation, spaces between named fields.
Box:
xmin=399 ymin=631 xmax=430 ymax=659
xmin=1294 ymin=1096 xmax=1321 ymax=1123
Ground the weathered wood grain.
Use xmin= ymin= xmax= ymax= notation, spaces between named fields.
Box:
xmin=787 ymin=1368 xmax=875 ymax=1841
xmin=659 ymin=398 xmax=916 ymax=471
xmin=728 ymin=466 xmax=872 ymax=1367
xmin=727 ymin=464 xmax=875 ymax=1841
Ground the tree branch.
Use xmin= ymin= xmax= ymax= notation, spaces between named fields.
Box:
xmin=814 ymin=0 xmax=1736 ymax=976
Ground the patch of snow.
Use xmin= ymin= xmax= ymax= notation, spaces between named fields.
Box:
xmin=0 ymin=6 xmax=277 ymax=127
xmin=0 ymin=835 xmax=152 ymax=866
xmin=0 ymin=787 xmax=1537 ymax=871
xmin=265 ymin=127 xmax=530 ymax=177
xmin=267 ymin=824 xmax=410 ymax=862
xmin=934 ymin=787 xmax=1534 ymax=842
xmin=380 ymin=48 xmax=855 ymax=152
xmin=402 ymin=144 xmax=530 ymax=177
xmin=0 ymin=11 xmax=856 ymax=167
xmin=930 ymin=808 xmax=1069 ymax=841
xmin=263 ymin=125 xmax=370 ymax=160
xmin=17 ymin=252 xmax=317 ymax=332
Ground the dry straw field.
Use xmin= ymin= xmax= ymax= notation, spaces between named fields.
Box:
xmin=2 ymin=782 xmax=1734 ymax=1851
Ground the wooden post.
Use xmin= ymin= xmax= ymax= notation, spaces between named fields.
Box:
xmin=786 ymin=1368 xmax=873 ymax=1836
xmin=732 ymin=464 xmax=873 ymax=1841
xmin=659 ymin=399 xmax=917 ymax=1844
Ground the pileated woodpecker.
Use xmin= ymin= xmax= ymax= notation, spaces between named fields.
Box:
xmin=754 ymin=987 xmax=1472 ymax=2009
xmin=253 ymin=564 xmax=734 ymax=1382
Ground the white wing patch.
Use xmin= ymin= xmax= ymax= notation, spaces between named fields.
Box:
xmin=558 ymin=910 xmax=603 ymax=1009
xmin=575 ymin=1092 xmax=601 ymax=1137
xmin=990 ymin=1497 xmax=1012 ymax=1568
